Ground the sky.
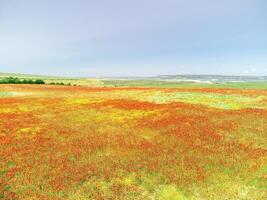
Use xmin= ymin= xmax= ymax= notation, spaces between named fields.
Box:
xmin=0 ymin=0 xmax=267 ymax=77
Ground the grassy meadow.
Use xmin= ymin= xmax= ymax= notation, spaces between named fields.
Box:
xmin=0 ymin=80 xmax=267 ymax=199
xmin=102 ymin=80 xmax=267 ymax=89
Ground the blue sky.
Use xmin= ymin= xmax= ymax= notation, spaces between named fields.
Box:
xmin=0 ymin=0 xmax=266 ymax=76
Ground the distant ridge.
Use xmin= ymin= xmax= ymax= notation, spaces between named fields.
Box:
xmin=0 ymin=72 xmax=68 ymax=79
xmin=1 ymin=72 xmax=267 ymax=83
xmin=154 ymin=74 xmax=267 ymax=83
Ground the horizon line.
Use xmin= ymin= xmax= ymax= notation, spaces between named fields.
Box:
xmin=1 ymin=71 xmax=267 ymax=79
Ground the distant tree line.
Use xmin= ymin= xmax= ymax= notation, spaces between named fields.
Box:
xmin=0 ymin=77 xmax=45 ymax=84
xmin=0 ymin=77 xmax=78 ymax=86
xmin=49 ymin=82 xmax=75 ymax=86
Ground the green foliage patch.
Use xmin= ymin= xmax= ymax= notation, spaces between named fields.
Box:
xmin=0 ymin=77 xmax=45 ymax=84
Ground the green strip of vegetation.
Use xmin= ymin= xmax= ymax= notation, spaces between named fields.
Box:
xmin=102 ymin=80 xmax=267 ymax=89
xmin=49 ymin=82 xmax=74 ymax=86
xmin=0 ymin=77 xmax=45 ymax=84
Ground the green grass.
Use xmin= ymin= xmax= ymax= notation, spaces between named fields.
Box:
xmin=0 ymin=92 xmax=10 ymax=97
xmin=142 ymin=92 xmax=267 ymax=109
xmin=0 ymin=92 xmax=27 ymax=98
xmin=103 ymin=80 xmax=267 ymax=89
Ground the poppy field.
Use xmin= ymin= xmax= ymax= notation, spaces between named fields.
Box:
xmin=0 ymin=84 xmax=266 ymax=199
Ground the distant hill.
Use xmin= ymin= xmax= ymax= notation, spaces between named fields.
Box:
xmin=1 ymin=72 xmax=267 ymax=89
xmin=0 ymin=72 xmax=64 ymax=79
xmin=155 ymin=75 xmax=267 ymax=83
xmin=1 ymin=72 xmax=267 ymax=83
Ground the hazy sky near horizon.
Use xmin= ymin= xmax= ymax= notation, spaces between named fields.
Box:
xmin=0 ymin=0 xmax=267 ymax=76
